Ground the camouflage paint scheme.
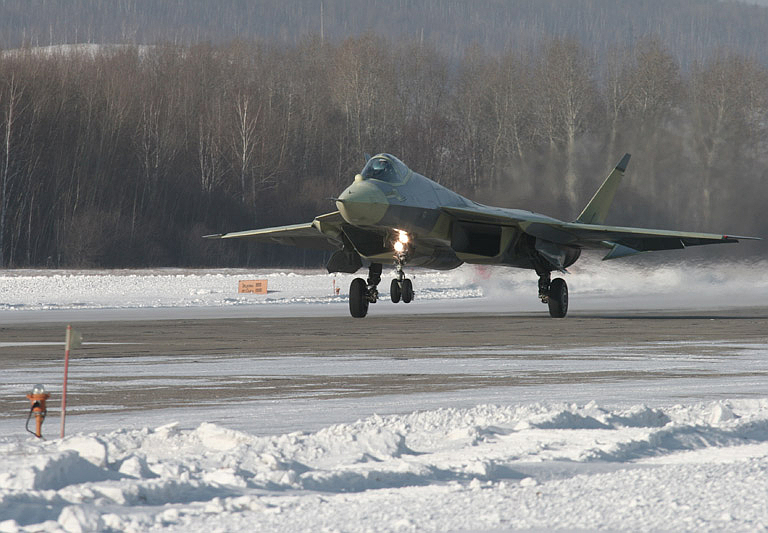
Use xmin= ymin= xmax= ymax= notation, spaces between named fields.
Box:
xmin=208 ymin=153 xmax=754 ymax=270
xmin=206 ymin=153 xmax=758 ymax=317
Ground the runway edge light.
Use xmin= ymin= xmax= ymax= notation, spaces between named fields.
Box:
xmin=26 ymin=384 xmax=50 ymax=438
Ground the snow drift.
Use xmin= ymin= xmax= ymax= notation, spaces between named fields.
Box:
xmin=2 ymin=401 xmax=768 ymax=532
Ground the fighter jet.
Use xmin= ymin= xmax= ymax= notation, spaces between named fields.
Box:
xmin=205 ymin=153 xmax=758 ymax=318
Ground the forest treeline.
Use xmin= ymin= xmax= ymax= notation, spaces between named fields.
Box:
xmin=0 ymin=36 xmax=766 ymax=267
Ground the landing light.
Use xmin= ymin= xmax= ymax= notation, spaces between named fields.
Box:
xmin=394 ymin=241 xmax=405 ymax=253
xmin=397 ymin=230 xmax=409 ymax=244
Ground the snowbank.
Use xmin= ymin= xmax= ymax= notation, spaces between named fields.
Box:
xmin=2 ymin=401 xmax=768 ymax=532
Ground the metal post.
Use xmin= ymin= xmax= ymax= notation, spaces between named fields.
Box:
xmin=60 ymin=325 xmax=72 ymax=438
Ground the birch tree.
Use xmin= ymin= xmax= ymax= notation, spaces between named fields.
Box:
xmin=0 ymin=75 xmax=23 ymax=266
xmin=535 ymin=39 xmax=598 ymax=207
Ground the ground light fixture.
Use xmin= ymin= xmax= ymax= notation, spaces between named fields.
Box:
xmin=26 ymin=384 xmax=50 ymax=438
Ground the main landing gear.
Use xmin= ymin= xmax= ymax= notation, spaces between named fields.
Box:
xmin=538 ymin=271 xmax=568 ymax=318
xmin=349 ymin=263 xmax=382 ymax=318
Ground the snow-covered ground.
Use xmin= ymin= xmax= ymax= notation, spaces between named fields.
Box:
xmin=4 ymin=401 xmax=768 ymax=532
xmin=1 ymin=259 xmax=767 ymax=317
xmin=1 ymin=261 xmax=768 ymax=532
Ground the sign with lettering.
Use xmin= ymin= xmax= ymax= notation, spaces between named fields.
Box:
xmin=238 ymin=280 xmax=268 ymax=294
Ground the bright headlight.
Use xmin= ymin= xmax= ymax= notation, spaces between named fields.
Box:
xmin=394 ymin=241 xmax=405 ymax=253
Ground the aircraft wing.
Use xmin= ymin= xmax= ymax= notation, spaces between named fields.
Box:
xmin=203 ymin=212 xmax=344 ymax=251
xmin=538 ymin=221 xmax=758 ymax=260
xmin=442 ymin=206 xmax=759 ymax=260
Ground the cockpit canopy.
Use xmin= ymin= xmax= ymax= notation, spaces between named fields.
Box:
xmin=361 ymin=154 xmax=409 ymax=184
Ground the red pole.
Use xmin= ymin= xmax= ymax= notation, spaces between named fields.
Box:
xmin=60 ymin=325 xmax=71 ymax=438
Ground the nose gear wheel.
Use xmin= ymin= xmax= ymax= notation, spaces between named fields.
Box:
xmin=390 ymin=278 xmax=401 ymax=303
xmin=391 ymin=247 xmax=414 ymax=304
xmin=401 ymin=278 xmax=414 ymax=303
xmin=390 ymin=277 xmax=414 ymax=303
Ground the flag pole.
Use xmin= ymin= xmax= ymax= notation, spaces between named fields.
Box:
xmin=61 ymin=325 xmax=72 ymax=438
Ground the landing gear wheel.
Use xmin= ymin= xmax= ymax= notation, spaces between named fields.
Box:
xmin=401 ymin=279 xmax=414 ymax=303
xmin=390 ymin=279 xmax=401 ymax=303
xmin=547 ymin=278 xmax=568 ymax=318
xmin=349 ymin=278 xmax=369 ymax=318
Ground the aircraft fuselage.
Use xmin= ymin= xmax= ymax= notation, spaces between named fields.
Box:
xmin=335 ymin=158 xmax=579 ymax=272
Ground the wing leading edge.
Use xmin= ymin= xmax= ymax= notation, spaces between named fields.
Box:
xmin=203 ymin=212 xmax=345 ymax=251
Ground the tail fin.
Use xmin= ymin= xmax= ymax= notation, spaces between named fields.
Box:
xmin=576 ymin=153 xmax=631 ymax=225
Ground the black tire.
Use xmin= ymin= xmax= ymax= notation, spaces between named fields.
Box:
xmin=401 ymin=278 xmax=414 ymax=303
xmin=547 ymin=278 xmax=568 ymax=318
xmin=390 ymin=279 xmax=401 ymax=303
xmin=349 ymin=278 xmax=369 ymax=318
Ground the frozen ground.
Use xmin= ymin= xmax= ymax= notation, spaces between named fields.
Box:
xmin=1 ymin=260 xmax=768 ymax=532
xmin=1 ymin=258 xmax=767 ymax=320
xmin=3 ymin=400 xmax=768 ymax=532
xmin=0 ymin=258 xmax=765 ymax=312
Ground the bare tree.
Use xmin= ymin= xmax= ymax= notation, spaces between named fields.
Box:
xmin=486 ymin=51 xmax=535 ymax=188
xmin=231 ymin=92 xmax=260 ymax=202
xmin=535 ymin=39 xmax=599 ymax=207
xmin=332 ymin=34 xmax=397 ymax=171
xmin=451 ymin=46 xmax=492 ymax=192
xmin=602 ymin=46 xmax=638 ymax=167
xmin=394 ymin=41 xmax=450 ymax=178
xmin=689 ymin=52 xmax=767 ymax=219
xmin=198 ymin=105 xmax=225 ymax=196
xmin=0 ymin=75 xmax=23 ymax=266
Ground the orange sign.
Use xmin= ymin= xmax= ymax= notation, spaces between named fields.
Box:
xmin=238 ymin=280 xmax=268 ymax=294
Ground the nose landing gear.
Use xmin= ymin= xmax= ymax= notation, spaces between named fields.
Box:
xmin=390 ymin=266 xmax=414 ymax=304
xmin=348 ymin=230 xmax=417 ymax=317
xmin=390 ymin=231 xmax=414 ymax=304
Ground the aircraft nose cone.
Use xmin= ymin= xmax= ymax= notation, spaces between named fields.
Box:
xmin=336 ymin=180 xmax=388 ymax=226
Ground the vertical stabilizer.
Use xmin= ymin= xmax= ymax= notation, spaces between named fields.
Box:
xmin=575 ymin=154 xmax=631 ymax=225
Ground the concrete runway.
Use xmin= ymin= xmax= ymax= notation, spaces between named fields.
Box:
xmin=3 ymin=307 xmax=768 ymax=359
xmin=2 ymin=307 xmax=768 ymax=427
